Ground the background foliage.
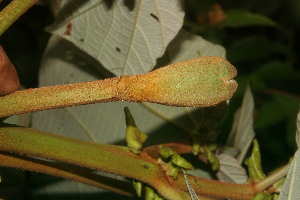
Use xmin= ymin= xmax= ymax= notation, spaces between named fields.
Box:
xmin=0 ymin=0 xmax=299 ymax=199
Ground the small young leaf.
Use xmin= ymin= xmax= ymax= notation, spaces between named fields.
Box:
xmin=171 ymin=154 xmax=193 ymax=170
xmin=145 ymin=186 xmax=156 ymax=200
xmin=245 ymin=139 xmax=266 ymax=181
xmin=145 ymin=186 xmax=164 ymax=200
xmin=125 ymin=124 xmax=148 ymax=154
xmin=203 ymin=146 xmax=220 ymax=171
xmin=158 ymin=146 xmax=193 ymax=179
xmin=158 ymin=151 xmax=180 ymax=179
xmin=192 ymin=133 xmax=201 ymax=156
xmin=191 ymin=131 xmax=220 ymax=156
xmin=159 ymin=146 xmax=175 ymax=159
xmin=252 ymin=192 xmax=273 ymax=200
xmin=168 ymin=165 xmax=180 ymax=180
xmin=154 ymin=193 xmax=164 ymax=200
xmin=133 ymin=180 xmax=143 ymax=197
xmin=125 ymin=107 xmax=148 ymax=154
xmin=124 ymin=106 xmax=137 ymax=127
xmin=278 ymin=149 xmax=300 ymax=200
xmin=273 ymin=194 xmax=279 ymax=200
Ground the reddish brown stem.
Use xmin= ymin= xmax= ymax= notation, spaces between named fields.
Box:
xmin=0 ymin=57 xmax=237 ymax=118
xmin=143 ymin=141 xmax=193 ymax=159
xmin=172 ymin=173 xmax=255 ymax=200
xmin=0 ymin=152 xmax=135 ymax=197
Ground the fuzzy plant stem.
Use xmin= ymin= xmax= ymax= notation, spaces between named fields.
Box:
xmin=0 ymin=0 xmax=39 ymax=36
xmin=0 ymin=126 xmax=192 ymax=200
xmin=0 ymin=77 xmax=120 ymax=118
xmin=0 ymin=126 xmax=278 ymax=200
xmin=254 ymin=164 xmax=290 ymax=192
xmin=0 ymin=56 xmax=238 ymax=118
xmin=0 ymin=152 xmax=135 ymax=197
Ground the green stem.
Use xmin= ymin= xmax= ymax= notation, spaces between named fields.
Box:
xmin=0 ymin=126 xmax=156 ymax=180
xmin=254 ymin=164 xmax=290 ymax=192
xmin=0 ymin=77 xmax=119 ymax=118
xmin=172 ymin=172 xmax=255 ymax=200
xmin=0 ymin=125 xmax=262 ymax=199
xmin=0 ymin=125 xmax=190 ymax=200
xmin=0 ymin=0 xmax=39 ymax=36
xmin=0 ymin=152 xmax=135 ymax=197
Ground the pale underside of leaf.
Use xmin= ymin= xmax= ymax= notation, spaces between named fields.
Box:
xmin=216 ymin=153 xmax=248 ymax=184
xmin=49 ymin=0 xmax=184 ymax=75
xmin=226 ymin=85 xmax=255 ymax=164
xmin=278 ymin=149 xmax=300 ymax=200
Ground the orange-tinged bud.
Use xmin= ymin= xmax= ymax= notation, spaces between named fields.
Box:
xmin=117 ymin=56 xmax=237 ymax=107
xmin=0 ymin=56 xmax=237 ymax=118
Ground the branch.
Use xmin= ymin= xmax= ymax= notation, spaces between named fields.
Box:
xmin=254 ymin=164 xmax=290 ymax=192
xmin=0 ymin=0 xmax=39 ymax=36
xmin=0 ymin=152 xmax=135 ymax=197
xmin=0 ymin=57 xmax=237 ymax=118
xmin=0 ymin=125 xmax=259 ymax=200
xmin=0 ymin=125 xmax=191 ymax=199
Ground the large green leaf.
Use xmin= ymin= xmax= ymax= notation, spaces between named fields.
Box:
xmin=48 ymin=0 xmax=184 ymax=75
